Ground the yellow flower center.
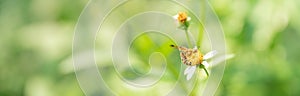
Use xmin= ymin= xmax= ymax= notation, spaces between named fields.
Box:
xmin=177 ymin=12 xmax=188 ymax=23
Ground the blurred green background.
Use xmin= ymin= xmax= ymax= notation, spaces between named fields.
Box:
xmin=1 ymin=0 xmax=300 ymax=96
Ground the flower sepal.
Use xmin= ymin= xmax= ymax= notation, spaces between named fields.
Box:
xmin=178 ymin=20 xmax=190 ymax=30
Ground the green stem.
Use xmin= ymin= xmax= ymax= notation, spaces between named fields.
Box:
xmin=197 ymin=26 xmax=204 ymax=48
xmin=185 ymin=29 xmax=192 ymax=48
xmin=196 ymin=0 xmax=206 ymax=48
xmin=203 ymin=67 xmax=209 ymax=77
xmin=199 ymin=64 xmax=209 ymax=76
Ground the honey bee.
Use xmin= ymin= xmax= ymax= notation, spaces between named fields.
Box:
xmin=170 ymin=45 xmax=217 ymax=80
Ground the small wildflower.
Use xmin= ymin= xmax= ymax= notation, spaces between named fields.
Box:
xmin=170 ymin=45 xmax=217 ymax=80
xmin=174 ymin=12 xmax=190 ymax=23
xmin=173 ymin=12 xmax=191 ymax=30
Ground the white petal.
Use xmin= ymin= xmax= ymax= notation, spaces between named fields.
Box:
xmin=184 ymin=66 xmax=192 ymax=75
xmin=173 ymin=14 xmax=178 ymax=20
xmin=193 ymin=46 xmax=197 ymax=50
xmin=203 ymin=50 xmax=217 ymax=60
xmin=202 ymin=61 xmax=209 ymax=67
xmin=186 ymin=66 xmax=196 ymax=80
xmin=210 ymin=54 xmax=235 ymax=68
xmin=187 ymin=17 xmax=191 ymax=21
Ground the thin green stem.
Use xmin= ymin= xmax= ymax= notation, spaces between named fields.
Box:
xmin=196 ymin=0 xmax=206 ymax=48
xmin=199 ymin=64 xmax=209 ymax=76
xmin=185 ymin=29 xmax=192 ymax=48
xmin=197 ymin=26 xmax=204 ymax=48
xmin=203 ymin=67 xmax=209 ymax=77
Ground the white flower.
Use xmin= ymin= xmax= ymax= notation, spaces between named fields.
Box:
xmin=173 ymin=12 xmax=191 ymax=23
xmin=173 ymin=12 xmax=192 ymax=32
xmin=184 ymin=65 xmax=196 ymax=80
xmin=184 ymin=50 xmax=217 ymax=80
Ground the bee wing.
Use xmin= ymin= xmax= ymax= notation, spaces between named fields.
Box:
xmin=186 ymin=66 xmax=196 ymax=80
xmin=203 ymin=50 xmax=217 ymax=60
